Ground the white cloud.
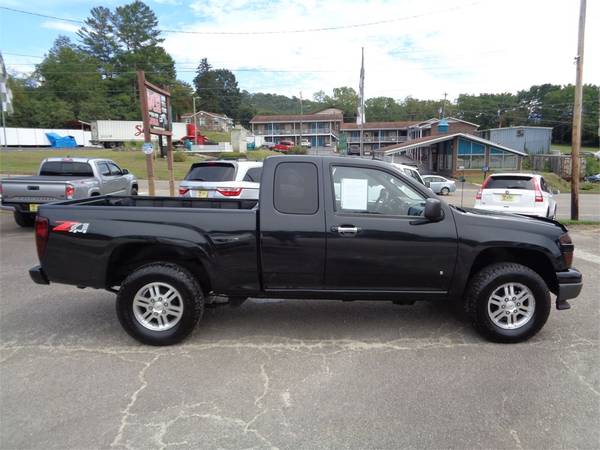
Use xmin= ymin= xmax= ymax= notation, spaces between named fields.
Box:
xmin=163 ymin=0 xmax=599 ymax=101
xmin=41 ymin=21 xmax=80 ymax=34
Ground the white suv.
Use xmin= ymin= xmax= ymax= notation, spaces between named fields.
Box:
xmin=474 ymin=173 xmax=557 ymax=218
xmin=178 ymin=160 xmax=263 ymax=199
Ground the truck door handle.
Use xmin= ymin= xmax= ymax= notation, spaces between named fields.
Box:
xmin=332 ymin=226 xmax=360 ymax=236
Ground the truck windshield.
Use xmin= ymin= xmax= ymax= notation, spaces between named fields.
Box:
xmin=40 ymin=161 xmax=94 ymax=176
xmin=487 ymin=176 xmax=534 ymax=190
xmin=185 ymin=163 xmax=236 ymax=182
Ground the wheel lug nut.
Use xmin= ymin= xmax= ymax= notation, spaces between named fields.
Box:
xmin=501 ymin=305 xmax=505 ymax=308
xmin=506 ymin=311 xmax=510 ymax=315
xmin=517 ymin=302 xmax=520 ymax=306
xmin=163 ymin=302 xmax=168 ymax=307
xmin=512 ymin=297 xmax=516 ymax=301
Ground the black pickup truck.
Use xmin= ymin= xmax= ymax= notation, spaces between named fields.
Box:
xmin=30 ymin=156 xmax=582 ymax=345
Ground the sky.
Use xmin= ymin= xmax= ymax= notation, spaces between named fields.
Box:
xmin=0 ymin=0 xmax=598 ymax=102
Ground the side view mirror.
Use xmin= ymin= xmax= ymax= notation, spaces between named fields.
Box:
xmin=424 ymin=198 xmax=443 ymax=221
xmin=122 ymin=168 xmax=129 ymax=174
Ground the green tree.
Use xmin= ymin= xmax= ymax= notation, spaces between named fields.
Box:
xmin=325 ymin=86 xmax=358 ymax=121
xmin=113 ymin=1 xmax=163 ymax=52
xmin=77 ymin=6 xmax=118 ymax=77
xmin=35 ymin=36 xmax=110 ymax=121
xmin=170 ymin=80 xmax=194 ymax=120
xmin=193 ymin=59 xmax=242 ymax=118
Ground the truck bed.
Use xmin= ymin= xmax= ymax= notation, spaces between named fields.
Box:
xmin=36 ymin=195 xmax=261 ymax=293
xmin=65 ymin=195 xmax=259 ymax=210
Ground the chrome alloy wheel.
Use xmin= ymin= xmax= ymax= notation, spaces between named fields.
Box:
xmin=132 ymin=282 xmax=184 ymax=331
xmin=487 ymin=282 xmax=535 ymax=330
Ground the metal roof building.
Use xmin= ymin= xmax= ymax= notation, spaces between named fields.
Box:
xmin=479 ymin=126 xmax=553 ymax=155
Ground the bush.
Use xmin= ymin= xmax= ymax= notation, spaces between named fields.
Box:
xmin=219 ymin=151 xmax=248 ymax=160
xmin=173 ymin=151 xmax=187 ymax=162
xmin=585 ymin=156 xmax=599 ymax=176
xmin=287 ymin=146 xmax=307 ymax=155
xmin=581 ymin=182 xmax=594 ymax=190
xmin=522 ymin=157 xmax=532 ymax=170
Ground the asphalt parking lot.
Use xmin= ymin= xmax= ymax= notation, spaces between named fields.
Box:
xmin=0 ymin=212 xmax=598 ymax=449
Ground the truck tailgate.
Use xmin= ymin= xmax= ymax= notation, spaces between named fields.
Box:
xmin=2 ymin=177 xmax=72 ymax=204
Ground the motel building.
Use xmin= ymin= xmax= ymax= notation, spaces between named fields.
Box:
xmin=249 ymin=108 xmax=344 ymax=147
xmin=376 ymin=119 xmax=526 ymax=177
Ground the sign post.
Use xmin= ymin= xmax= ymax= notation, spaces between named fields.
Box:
xmin=137 ymin=70 xmax=175 ymax=196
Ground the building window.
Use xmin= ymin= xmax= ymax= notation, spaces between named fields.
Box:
xmin=490 ymin=148 xmax=517 ymax=169
xmin=457 ymin=139 xmax=485 ymax=169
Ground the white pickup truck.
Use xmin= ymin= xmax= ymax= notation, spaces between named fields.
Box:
xmin=1 ymin=157 xmax=138 ymax=227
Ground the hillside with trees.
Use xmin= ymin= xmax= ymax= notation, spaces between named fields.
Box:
xmin=4 ymin=1 xmax=598 ymax=147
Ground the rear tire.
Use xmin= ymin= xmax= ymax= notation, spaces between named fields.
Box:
xmin=441 ymin=187 xmax=450 ymax=195
xmin=466 ymin=263 xmax=550 ymax=343
xmin=116 ymin=262 xmax=204 ymax=346
xmin=131 ymin=186 xmax=138 ymax=196
xmin=14 ymin=211 xmax=35 ymax=227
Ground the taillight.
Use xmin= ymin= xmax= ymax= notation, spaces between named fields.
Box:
xmin=559 ymin=233 xmax=574 ymax=268
xmin=476 ymin=176 xmax=491 ymax=200
xmin=35 ymin=216 xmax=49 ymax=260
xmin=179 ymin=187 xmax=189 ymax=196
xmin=65 ymin=184 xmax=75 ymax=199
xmin=534 ymin=178 xmax=544 ymax=202
xmin=217 ymin=187 xmax=243 ymax=197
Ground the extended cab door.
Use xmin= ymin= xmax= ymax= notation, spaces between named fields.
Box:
xmin=324 ymin=162 xmax=458 ymax=295
xmin=259 ymin=159 xmax=326 ymax=290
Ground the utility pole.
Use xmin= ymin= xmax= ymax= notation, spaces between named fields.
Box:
xmin=571 ymin=0 xmax=586 ymax=220
xmin=192 ymin=96 xmax=198 ymax=145
xmin=299 ymin=91 xmax=303 ymax=148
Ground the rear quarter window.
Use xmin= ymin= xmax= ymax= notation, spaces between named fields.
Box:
xmin=185 ymin=163 xmax=236 ymax=182
xmin=487 ymin=176 xmax=534 ymax=190
xmin=273 ymin=162 xmax=318 ymax=215
xmin=243 ymin=167 xmax=262 ymax=183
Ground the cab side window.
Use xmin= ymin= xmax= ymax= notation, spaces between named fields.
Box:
xmin=331 ymin=166 xmax=425 ymax=217
xmin=97 ymin=162 xmax=111 ymax=177
xmin=107 ymin=162 xmax=122 ymax=176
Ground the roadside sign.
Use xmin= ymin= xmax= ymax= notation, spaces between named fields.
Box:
xmin=482 ymin=165 xmax=489 ymax=172
xmin=458 ymin=165 xmax=465 ymax=170
xmin=142 ymin=142 xmax=154 ymax=155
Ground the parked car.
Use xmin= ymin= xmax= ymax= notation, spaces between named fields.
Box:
xmin=300 ymin=139 xmax=312 ymax=148
xmin=178 ymin=161 xmax=262 ymax=200
xmin=0 ymin=157 xmax=137 ymax=227
xmin=30 ymin=156 xmax=581 ymax=346
xmin=422 ymin=175 xmax=457 ymax=195
xmin=262 ymin=141 xmax=276 ymax=149
xmin=273 ymin=140 xmax=294 ymax=153
xmin=584 ymin=173 xmax=600 ymax=183
xmin=474 ymin=173 xmax=557 ymax=218
xmin=391 ymin=163 xmax=426 ymax=186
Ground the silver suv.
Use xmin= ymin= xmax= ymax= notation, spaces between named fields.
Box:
xmin=178 ymin=160 xmax=263 ymax=200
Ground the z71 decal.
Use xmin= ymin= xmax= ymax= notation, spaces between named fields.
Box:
xmin=54 ymin=221 xmax=90 ymax=234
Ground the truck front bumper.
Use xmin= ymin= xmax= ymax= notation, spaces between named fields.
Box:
xmin=555 ymin=268 xmax=582 ymax=310
xmin=29 ymin=265 xmax=50 ymax=285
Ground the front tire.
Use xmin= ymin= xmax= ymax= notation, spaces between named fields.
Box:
xmin=466 ymin=263 xmax=551 ymax=343
xmin=116 ymin=263 xmax=204 ymax=345
xmin=14 ymin=211 xmax=35 ymax=227
xmin=131 ymin=186 xmax=138 ymax=196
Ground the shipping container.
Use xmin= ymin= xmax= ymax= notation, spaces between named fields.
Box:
xmin=0 ymin=128 xmax=92 ymax=147
xmin=90 ymin=121 xmax=188 ymax=147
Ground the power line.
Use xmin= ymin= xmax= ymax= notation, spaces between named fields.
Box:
xmin=0 ymin=2 xmax=480 ymax=35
